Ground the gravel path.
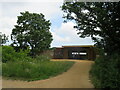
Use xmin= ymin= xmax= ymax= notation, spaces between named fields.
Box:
xmin=2 ymin=60 xmax=94 ymax=88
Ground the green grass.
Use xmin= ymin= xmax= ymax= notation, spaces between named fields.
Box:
xmin=2 ymin=61 xmax=74 ymax=81
xmin=0 ymin=62 xmax=2 ymax=76
xmin=2 ymin=46 xmax=74 ymax=81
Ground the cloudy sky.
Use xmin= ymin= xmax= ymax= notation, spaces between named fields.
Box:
xmin=0 ymin=0 xmax=94 ymax=47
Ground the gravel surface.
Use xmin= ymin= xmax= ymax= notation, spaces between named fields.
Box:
xmin=2 ymin=59 xmax=94 ymax=88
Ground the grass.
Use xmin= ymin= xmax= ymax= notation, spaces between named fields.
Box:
xmin=0 ymin=62 xmax=2 ymax=76
xmin=2 ymin=46 xmax=74 ymax=81
xmin=2 ymin=60 xmax=74 ymax=81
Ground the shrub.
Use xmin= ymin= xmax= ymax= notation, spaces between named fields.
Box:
xmin=2 ymin=46 xmax=51 ymax=63
xmin=2 ymin=46 xmax=32 ymax=63
xmin=2 ymin=45 xmax=74 ymax=81
xmin=2 ymin=46 xmax=16 ymax=63
xmin=90 ymin=51 xmax=120 ymax=88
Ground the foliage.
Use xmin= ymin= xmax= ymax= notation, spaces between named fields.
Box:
xmin=0 ymin=46 xmax=1 ymax=61
xmin=62 ymin=2 xmax=120 ymax=88
xmin=2 ymin=46 xmax=31 ymax=63
xmin=2 ymin=46 xmax=74 ymax=81
xmin=35 ymin=55 xmax=50 ymax=62
xmin=0 ymin=46 xmax=1 ymax=76
xmin=0 ymin=32 xmax=8 ymax=46
xmin=0 ymin=62 xmax=1 ymax=76
xmin=11 ymin=11 xmax=53 ymax=56
xmin=62 ymin=2 xmax=120 ymax=55
xmin=90 ymin=50 xmax=120 ymax=88
xmin=2 ymin=60 xmax=74 ymax=81
xmin=2 ymin=46 xmax=51 ymax=63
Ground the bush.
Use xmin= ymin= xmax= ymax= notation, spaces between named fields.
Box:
xmin=2 ymin=46 xmax=15 ymax=63
xmin=2 ymin=46 xmax=51 ymax=63
xmin=90 ymin=51 xmax=120 ymax=88
xmin=2 ymin=46 xmax=74 ymax=81
xmin=2 ymin=46 xmax=32 ymax=63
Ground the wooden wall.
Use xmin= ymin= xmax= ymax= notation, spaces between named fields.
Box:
xmin=53 ymin=46 xmax=96 ymax=60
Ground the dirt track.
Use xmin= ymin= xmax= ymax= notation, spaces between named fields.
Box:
xmin=2 ymin=59 xmax=94 ymax=88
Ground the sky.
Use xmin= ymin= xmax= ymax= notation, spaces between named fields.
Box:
xmin=0 ymin=0 xmax=94 ymax=47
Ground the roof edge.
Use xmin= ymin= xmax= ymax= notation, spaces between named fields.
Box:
xmin=62 ymin=45 xmax=94 ymax=47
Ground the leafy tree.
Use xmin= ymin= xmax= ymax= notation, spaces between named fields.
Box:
xmin=11 ymin=11 xmax=53 ymax=56
xmin=62 ymin=2 xmax=120 ymax=55
xmin=62 ymin=2 xmax=120 ymax=88
xmin=0 ymin=32 xmax=8 ymax=46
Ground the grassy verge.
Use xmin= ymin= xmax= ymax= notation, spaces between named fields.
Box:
xmin=2 ymin=46 xmax=74 ymax=81
xmin=2 ymin=61 xmax=74 ymax=81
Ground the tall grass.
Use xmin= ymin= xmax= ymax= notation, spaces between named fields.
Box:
xmin=2 ymin=61 xmax=74 ymax=81
xmin=2 ymin=46 xmax=74 ymax=81
xmin=0 ymin=62 xmax=2 ymax=76
xmin=0 ymin=46 xmax=2 ymax=76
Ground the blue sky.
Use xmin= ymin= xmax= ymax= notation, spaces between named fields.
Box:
xmin=0 ymin=0 xmax=94 ymax=47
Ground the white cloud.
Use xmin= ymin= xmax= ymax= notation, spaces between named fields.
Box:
xmin=0 ymin=1 xmax=94 ymax=47
xmin=51 ymin=22 xmax=94 ymax=47
xmin=55 ymin=22 xmax=77 ymax=36
xmin=0 ymin=1 xmax=63 ymax=43
xmin=52 ymin=31 xmax=70 ymax=42
xmin=1 ymin=2 xmax=63 ymax=19
xmin=0 ymin=17 xmax=17 ymax=44
xmin=0 ymin=0 xmax=63 ymax=2
xmin=1 ymin=17 xmax=17 ymax=29
xmin=24 ymin=2 xmax=63 ymax=19
xmin=0 ymin=17 xmax=17 ymax=39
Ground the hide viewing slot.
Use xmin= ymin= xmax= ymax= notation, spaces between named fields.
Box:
xmin=53 ymin=45 xmax=96 ymax=60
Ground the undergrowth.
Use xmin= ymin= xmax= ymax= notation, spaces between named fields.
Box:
xmin=90 ymin=49 xmax=120 ymax=88
xmin=2 ymin=46 xmax=74 ymax=81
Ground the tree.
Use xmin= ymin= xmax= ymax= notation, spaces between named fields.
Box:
xmin=62 ymin=2 xmax=120 ymax=55
xmin=0 ymin=32 xmax=8 ymax=46
xmin=11 ymin=11 xmax=53 ymax=56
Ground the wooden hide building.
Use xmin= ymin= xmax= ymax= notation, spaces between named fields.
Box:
xmin=53 ymin=45 xmax=96 ymax=60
